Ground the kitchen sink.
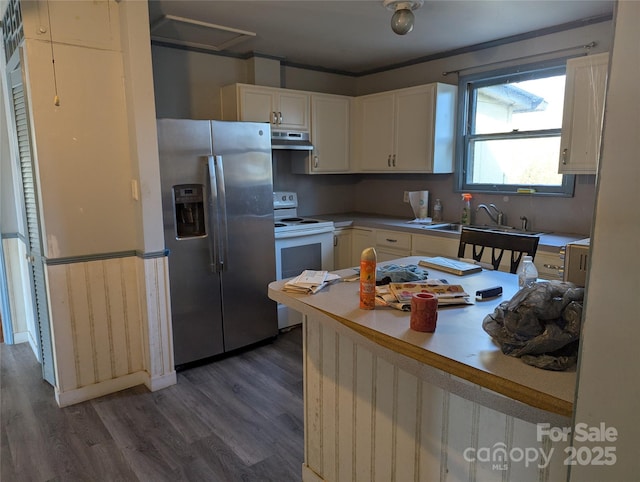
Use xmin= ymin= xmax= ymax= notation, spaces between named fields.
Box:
xmin=422 ymin=223 xmax=546 ymax=236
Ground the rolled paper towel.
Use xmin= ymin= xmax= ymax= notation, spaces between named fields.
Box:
xmin=409 ymin=191 xmax=429 ymax=220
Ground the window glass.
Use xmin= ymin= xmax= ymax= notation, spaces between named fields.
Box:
xmin=458 ymin=63 xmax=575 ymax=195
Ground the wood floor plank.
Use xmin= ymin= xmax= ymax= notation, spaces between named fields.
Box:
xmin=1 ymin=326 xmax=304 ymax=481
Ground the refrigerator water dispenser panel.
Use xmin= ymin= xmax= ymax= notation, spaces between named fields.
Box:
xmin=173 ymin=184 xmax=206 ymax=239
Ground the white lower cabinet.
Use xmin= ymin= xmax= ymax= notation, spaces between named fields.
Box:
xmin=534 ymin=249 xmax=565 ymax=281
xmin=333 ymin=228 xmax=353 ymax=270
xmin=333 ymin=227 xmax=564 ymax=280
xmin=375 ymin=230 xmax=412 ymax=262
xmin=351 ymin=228 xmax=375 ymax=266
xmin=412 ymin=233 xmax=460 ymax=258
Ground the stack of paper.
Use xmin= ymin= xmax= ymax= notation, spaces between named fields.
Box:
xmin=375 ymin=279 xmax=473 ymax=311
xmin=283 ymin=270 xmax=340 ymax=294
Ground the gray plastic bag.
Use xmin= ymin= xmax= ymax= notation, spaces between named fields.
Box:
xmin=482 ymin=281 xmax=584 ymax=371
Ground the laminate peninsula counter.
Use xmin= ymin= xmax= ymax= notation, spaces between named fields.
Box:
xmin=269 ymin=256 xmax=576 ymax=482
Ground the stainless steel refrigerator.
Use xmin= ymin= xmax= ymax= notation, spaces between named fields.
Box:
xmin=157 ymin=119 xmax=278 ymax=367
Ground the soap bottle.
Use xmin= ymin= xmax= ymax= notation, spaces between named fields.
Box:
xmin=517 ymin=256 xmax=538 ymax=288
xmin=433 ymin=199 xmax=443 ymax=222
xmin=461 ymin=193 xmax=472 ymax=225
xmin=359 ymin=247 xmax=377 ymax=310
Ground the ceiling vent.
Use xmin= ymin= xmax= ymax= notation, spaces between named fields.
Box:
xmin=150 ymin=15 xmax=256 ymax=52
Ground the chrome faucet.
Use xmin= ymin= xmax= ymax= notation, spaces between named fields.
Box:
xmin=476 ymin=203 xmax=504 ymax=226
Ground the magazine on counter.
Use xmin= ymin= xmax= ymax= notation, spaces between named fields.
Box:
xmin=388 ymin=280 xmax=473 ymax=306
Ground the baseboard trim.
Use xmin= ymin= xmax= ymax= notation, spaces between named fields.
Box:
xmin=145 ymin=370 xmax=177 ymax=392
xmin=54 ymin=371 xmax=148 ymax=407
xmin=302 ymin=464 xmax=325 ymax=482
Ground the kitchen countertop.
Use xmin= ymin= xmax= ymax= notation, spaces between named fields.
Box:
xmin=315 ymin=212 xmax=587 ymax=251
xmin=269 ymin=256 xmax=576 ymax=418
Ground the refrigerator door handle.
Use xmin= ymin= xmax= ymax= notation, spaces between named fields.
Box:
xmin=214 ymin=155 xmax=230 ymax=271
xmin=207 ymin=155 xmax=221 ymax=272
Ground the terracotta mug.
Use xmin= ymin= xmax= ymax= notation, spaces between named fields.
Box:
xmin=410 ymin=292 xmax=438 ymax=332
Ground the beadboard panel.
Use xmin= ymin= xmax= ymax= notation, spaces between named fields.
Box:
xmin=46 ymin=255 xmax=175 ymax=406
xmin=303 ymin=313 xmax=570 ymax=482
xmin=137 ymin=255 xmax=175 ymax=388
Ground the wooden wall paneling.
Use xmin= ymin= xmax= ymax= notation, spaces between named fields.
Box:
xmin=440 ymin=393 xmax=474 ymax=481
xmin=138 ymin=257 xmax=175 ymax=389
xmin=65 ymin=263 xmax=95 ymax=388
xmin=122 ymin=258 xmax=143 ymax=374
xmin=354 ymin=344 xmax=374 ymax=482
xmin=417 ymin=379 xmax=445 ymax=481
xmin=320 ymin=322 xmax=337 ymax=480
xmin=104 ymin=258 xmax=131 ymax=377
xmin=474 ymin=404 xmax=509 ymax=480
xmin=373 ymin=357 xmax=394 ymax=481
xmin=85 ymin=260 xmax=112 ymax=384
xmin=304 ymin=316 xmax=323 ymax=474
xmin=336 ymin=332 xmax=355 ymax=482
xmin=45 ymin=264 xmax=77 ymax=392
xmin=394 ymin=368 xmax=419 ymax=481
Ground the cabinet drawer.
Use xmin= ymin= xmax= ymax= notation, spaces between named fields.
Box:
xmin=412 ymin=234 xmax=459 ymax=258
xmin=534 ymin=250 xmax=564 ymax=280
xmin=375 ymin=230 xmax=412 ymax=251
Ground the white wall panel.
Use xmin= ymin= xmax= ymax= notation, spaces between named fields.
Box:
xmin=46 ymin=255 xmax=175 ymax=407
xmin=302 ymin=313 xmax=570 ymax=482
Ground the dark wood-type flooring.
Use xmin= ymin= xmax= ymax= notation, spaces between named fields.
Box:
xmin=1 ymin=326 xmax=304 ymax=481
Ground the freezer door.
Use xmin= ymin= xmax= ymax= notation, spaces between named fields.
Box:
xmin=210 ymin=121 xmax=278 ymax=351
xmin=157 ymin=119 xmax=225 ymax=365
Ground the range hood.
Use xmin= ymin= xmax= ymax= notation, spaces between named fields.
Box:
xmin=271 ymin=130 xmax=314 ymax=151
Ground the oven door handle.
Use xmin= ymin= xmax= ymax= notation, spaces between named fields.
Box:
xmin=274 ymin=227 xmax=334 ymax=239
xmin=207 ymin=155 xmax=229 ymax=272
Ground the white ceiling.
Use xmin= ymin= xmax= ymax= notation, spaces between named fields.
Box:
xmin=147 ymin=0 xmax=615 ymax=75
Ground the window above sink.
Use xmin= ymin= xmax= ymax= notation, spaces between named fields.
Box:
xmin=456 ymin=60 xmax=575 ymax=197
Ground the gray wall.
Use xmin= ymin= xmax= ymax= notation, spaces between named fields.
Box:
xmin=151 ymin=20 xmax=613 ymax=237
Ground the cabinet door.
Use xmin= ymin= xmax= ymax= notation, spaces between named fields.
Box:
xmin=310 ymin=94 xmax=350 ymax=172
xmin=351 ymin=228 xmax=375 ymax=265
xmin=240 ymin=87 xmax=276 ymax=124
xmin=394 ymin=86 xmax=434 ymax=171
xmin=412 ymin=234 xmax=460 ymax=258
xmin=277 ymin=91 xmax=310 ymax=131
xmin=559 ymin=53 xmax=609 ymax=174
xmin=359 ymin=93 xmax=395 ymax=171
xmin=333 ymin=228 xmax=353 ymax=269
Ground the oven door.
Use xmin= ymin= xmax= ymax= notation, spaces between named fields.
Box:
xmin=275 ymin=228 xmax=334 ymax=280
xmin=274 ymin=227 xmax=334 ymax=329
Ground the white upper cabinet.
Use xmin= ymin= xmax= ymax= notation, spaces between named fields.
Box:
xmin=221 ymin=83 xmax=310 ymax=131
xmin=293 ymin=93 xmax=351 ymax=174
xmin=356 ymin=83 xmax=457 ymax=173
xmin=558 ymin=53 xmax=609 ymax=174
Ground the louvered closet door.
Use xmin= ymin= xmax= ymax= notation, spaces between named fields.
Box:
xmin=11 ymin=72 xmax=55 ymax=385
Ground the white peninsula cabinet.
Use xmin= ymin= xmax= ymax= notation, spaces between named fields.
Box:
xmin=558 ymin=52 xmax=609 ymax=174
xmin=220 ymin=83 xmax=310 ymax=131
xmin=355 ymin=83 xmax=457 ymax=173
xmin=292 ymin=93 xmax=351 ymax=174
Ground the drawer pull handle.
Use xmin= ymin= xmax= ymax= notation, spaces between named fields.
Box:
xmin=386 ymin=238 xmax=398 ymax=243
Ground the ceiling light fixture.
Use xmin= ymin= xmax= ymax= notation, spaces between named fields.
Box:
xmin=383 ymin=0 xmax=424 ymax=35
